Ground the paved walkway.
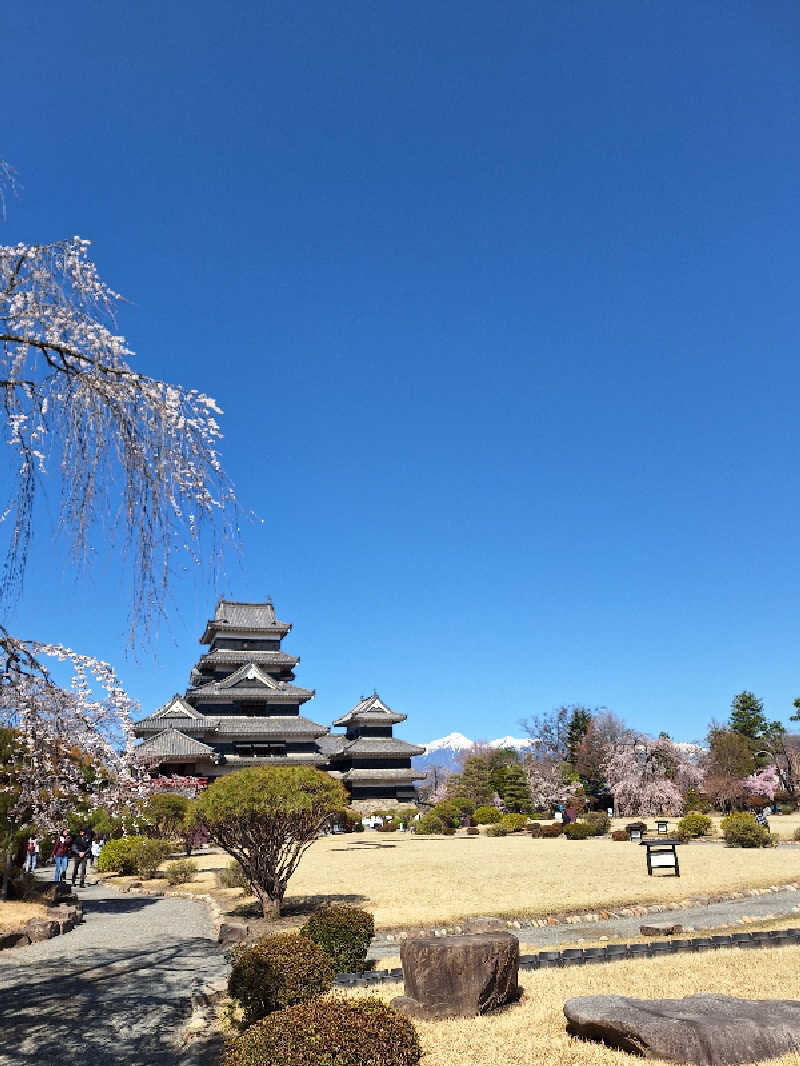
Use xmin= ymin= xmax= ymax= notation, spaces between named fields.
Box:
xmin=368 ymin=888 xmax=800 ymax=959
xmin=0 ymin=875 xmax=227 ymax=1066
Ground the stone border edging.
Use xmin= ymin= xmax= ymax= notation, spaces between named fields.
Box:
xmin=376 ymin=882 xmax=800 ymax=942
xmin=0 ymin=901 xmax=84 ymax=952
xmin=335 ymin=927 xmax=800 ymax=987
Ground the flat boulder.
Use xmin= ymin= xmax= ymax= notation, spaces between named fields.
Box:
xmin=564 ymin=994 xmax=800 ymax=1065
xmin=217 ymin=921 xmax=249 ymax=946
xmin=640 ymin=923 xmax=683 ymax=937
xmin=392 ymin=932 xmax=519 ymax=1020
xmin=23 ymin=918 xmax=60 ymax=943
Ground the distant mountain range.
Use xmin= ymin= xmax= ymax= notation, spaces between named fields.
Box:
xmin=412 ymin=732 xmax=536 ymax=773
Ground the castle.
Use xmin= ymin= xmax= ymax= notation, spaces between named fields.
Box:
xmin=133 ymin=598 xmax=425 ymax=810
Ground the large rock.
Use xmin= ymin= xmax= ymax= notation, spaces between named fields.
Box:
xmin=564 ymin=994 xmax=800 ymax=1065
xmin=23 ymin=918 xmax=60 ymax=943
xmin=217 ymin=921 xmax=249 ymax=946
xmin=392 ymin=932 xmax=519 ymax=1020
xmin=0 ymin=931 xmax=29 ymax=950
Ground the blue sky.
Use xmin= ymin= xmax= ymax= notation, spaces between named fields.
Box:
xmin=3 ymin=2 xmax=800 ymax=743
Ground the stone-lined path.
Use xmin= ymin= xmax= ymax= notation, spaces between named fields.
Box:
xmin=368 ymin=886 xmax=800 ymax=959
xmin=0 ymin=878 xmax=227 ymax=1066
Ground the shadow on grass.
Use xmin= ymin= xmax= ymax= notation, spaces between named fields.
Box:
xmin=230 ymin=892 xmax=369 ymax=919
xmin=329 ymin=841 xmax=398 ymax=851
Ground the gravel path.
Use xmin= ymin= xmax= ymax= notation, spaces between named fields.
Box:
xmin=368 ymin=889 xmax=800 ymax=958
xmin=0 ymin=873 xmax=227 ymax=1066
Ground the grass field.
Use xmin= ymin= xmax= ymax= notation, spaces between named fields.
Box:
xmin=0 ymin=901 xmax=46 ymax=932
xmin=355 ymin=944 xmax=800 ymax=1066
xmin=171 ymin=824 xmax=800 ymax=928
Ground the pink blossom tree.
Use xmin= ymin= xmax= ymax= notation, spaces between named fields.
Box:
xmin=523 ymin=756 xmax=579 ymax=811
xmin=743 ymin=765 xmax=779 ymax=802
xmin=602 ymin=734 xmax=704 ymax=817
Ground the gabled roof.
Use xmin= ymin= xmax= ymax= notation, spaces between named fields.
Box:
xmin=134 ymin=695 xmax=219 ymax=737
xmin=134 ymin=729 xmax=218 ymax=761
xmin=188 ymin=662 xmax=314 ymax=702
xmin=332 ymin=692 xmax=406 ymax=728
xmin=200 ymin=598 xmax=291 ymax=643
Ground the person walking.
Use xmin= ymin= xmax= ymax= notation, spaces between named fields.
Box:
xmin=90 ymin=838 xmax=102 ymax=867
xmin=24 ymin=837 xmax=39 ymax=873
xmin=51 ymin=831 xmax=72 ymax=883
xmin=71 ymin=827 xmax=91 ymax=888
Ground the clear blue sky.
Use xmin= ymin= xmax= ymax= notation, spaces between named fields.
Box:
xmin=3 ymin=2 xmax=800 ymax=744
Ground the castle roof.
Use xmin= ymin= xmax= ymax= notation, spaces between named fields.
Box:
xmin=200 ymin=598 xmax=291 ymax=643
xmin=332 ymin=736 xmax=426 ymax=759
xmin=332 ymin=692 xmax=406 ymax=728
xmin=213 ymin=715 xmax=328 ymax=738
xmin=188 ymin=662 xmax=314 ymax=703
xmin=134 ymin=728 xmax=217 ymax=762
xmin=134 ymin=695 xmax=219 ymax=737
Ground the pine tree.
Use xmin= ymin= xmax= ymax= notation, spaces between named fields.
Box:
xmin=451 ymin=755 xmax=493 ymax=808
xmin=502 ymin=765 xmax=533 ymax=813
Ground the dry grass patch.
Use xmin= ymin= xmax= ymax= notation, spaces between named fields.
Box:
xmin=281 ymin=833 xmax=800 ymax=928
xmin=363 ymin=945 xmax=800 ymax=1066
xmin=0 ymin=901 xmax=46 ymax=932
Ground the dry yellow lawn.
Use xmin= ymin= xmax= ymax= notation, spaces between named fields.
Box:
xmin=183 ymin=830 xmax=800 ymax=928
xmin=358 ymin=944 xmax=800 ymax=1066
xmin=0 ymin=901 xmax=46 ymax=932
xmin=282 ymin=833 xmax=800 ymax=927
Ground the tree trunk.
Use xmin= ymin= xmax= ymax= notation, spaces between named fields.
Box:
xmin=1 ymin=834 xmax=15 ymax=901
xmin=253 ymin=881 xmax=282 ymax=919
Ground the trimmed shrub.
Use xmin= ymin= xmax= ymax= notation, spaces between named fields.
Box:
xmin=132 ymin=839 xmax=173 ymax=878
xmin=376 ymin=822 xmax=399 ymax=832
xmin=676 ymin=812 xmax=712 ymax=840
xmin=500 ymin=813 xmax=529 ymax=833
xmin=300 ymin=905 xmax=374 ymax=974
xmin=527 ymin=823 xmax=542 ymax=838
xmin=611 ymin=829 xmax=628 ymax=841
xmin=472 ymin=806 xmax=503 ymax=825
xmin=414 ymin=813 xmax=446 ymax=835
xmin=582 ymin=812 xmax=610 ymax=836
xmin=563 ymin=822 xmax=593 ymax=840
xmin=486 ymin=824 xmax=508 ymax=837
xmin=539 ymin=822 xmax=563 ymax=838
xmin=223 ymin=995 xmax=421 ymax=1066
xmin=228 ymin=933 xmax=334 ymax=1025
xmin=720 ymin=812 xmax=771 ymax=848
xmin=97 ymin=836 xmax=143 ymax=875
xmin=216 ymin=861 xmax=251 ymax=890
xmin=466 ymin=827 xmax=479 ymax=836
xmin=165 ymin=858 xmax=198 ymax=885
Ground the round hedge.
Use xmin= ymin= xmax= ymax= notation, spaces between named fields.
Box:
xmin=223 ymin=996 xmax=421 ymax=1066
xmin=228 ymin=933 xmax=334 ymax=1025
xmin=299 ymin=905 xmax=375 ymax=973
xmin=472 ymin=806 xmax=502 ymax=825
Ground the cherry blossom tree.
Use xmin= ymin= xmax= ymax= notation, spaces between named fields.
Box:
xmin=602 ymin=734 xmax=704 ymax=817
xmin=523 ymin=755 xmax=578 ymax=810
xmin=743 ymin=765 xmax=779 ymax=802
xmin=0 ymin=157 xmax=238 ymax=888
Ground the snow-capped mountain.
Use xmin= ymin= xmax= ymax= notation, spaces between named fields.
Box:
xmin=413 ymin=732 xmax=535 ymax=772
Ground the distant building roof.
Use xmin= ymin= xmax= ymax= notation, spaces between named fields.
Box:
xmin=134 ymin=729 xmax=217 ymax=762
xmin=200 ymin=598 xmax=292 ymax=643
xmin=332 ymin=692 xmax=406 ymax=728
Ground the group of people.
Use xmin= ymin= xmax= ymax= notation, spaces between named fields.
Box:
xmin=24 ymin=829 xmax=104 ymax=888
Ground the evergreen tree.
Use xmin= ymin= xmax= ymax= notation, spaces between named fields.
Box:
xmin=450 ymin=755 xmax=493 ymax=808
xmin=487 ymin=747 xmax=517 ymax=796
xmin=729 ymin=692 xmax=768 ymax=741
xmin=502 ymin=765 xmax=533 ymax=813
xmin=565 ymin=707 xmax=592 ymax=765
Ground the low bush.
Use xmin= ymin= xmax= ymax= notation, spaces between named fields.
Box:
xmin=228 ymin=933 xmax=334 ymax=1025
xmin=486 ymin=824 xmax=508 ymax=837
xmin=526 ymin=823 xmax=542 ymax=838
xmin=132 ymin=839 xmax=173 ymax=878
xmin=300 ymin=905 xmax=374 ymax=973
xmin=376 ymin=823 xmax=399 ymax=832
xmin=466 ymin=827 xmax=479 ymax=836
xmin=720 ymin=812 xmax=772 ymax=848
xmin=413 ymin=813 xmax=446 ymax=835
xmin=97 ymin=836 xmax=144 ymax=876
xmin=165 ymin=858 xmax=198 ymax=885
xmin=472 ymin=806 xmax=502 ymax=825
xmin=611 ymin=829 xmax=628 ymax=841
xmin=429 ymin=801 xmax=461 ymax=828
xmin=563 ymin=822 xmax=593 ymax=840
xmin=216 ymin=861 xmax=251 ymax=890
xmin=97 ymin=836 xmax=172 ymax=877
xmin=500 ymin=812 xmax=529 ymax=833
xmin=539 ymin=822 xmax=563 ymax=838
xmin=223 ymin=995 xmax=421 ymax=1066
xmin=677 ymin=812 xmax=712 ymax=840
xmin=582 ymin=812 xmax=610 ymax=836
xmin=442 ymin=826 xmax=456 ymax=835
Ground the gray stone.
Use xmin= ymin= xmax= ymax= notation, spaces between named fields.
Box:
xmin=23 ymin=918 xmax=60 ymax=943
xmin=462 ymin=916 xmax=507 ymax=932
xmin=0 ymin=931 xmax=30 ymax=950
xmin=564 ymin=994 xmax=800 ymax=1065
xmin=640 ymin=923 xmax=683 ymax=937
xmin=392 ymin=932 xmax=520 ymax=1020
xmin=217 ymin=921 xmax=248 ymax=945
